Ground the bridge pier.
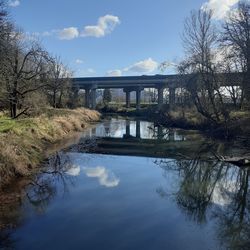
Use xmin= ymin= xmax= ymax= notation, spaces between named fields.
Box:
xmin=85 ymin=88 xmax=90 ymax=108
xmin=125 ymin=91 xmax=131 ymax=108
xmin=169 ymin=87 xmax=176 ymax=108
xmin=91 ymin=88 xmax=97 ymax=109
xmin=136 ymin=89 xmax=142 ymax=110
xmin=125 ymin=120 xmax=130 ymax=137
xmin=136 ymin=120 xmax=141 ymax=138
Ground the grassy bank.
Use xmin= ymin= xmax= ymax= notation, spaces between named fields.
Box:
xmin=0 ymin=108 xmax=100 ymax=187
xmin=157 ymin=108 xmax=250 ymax=140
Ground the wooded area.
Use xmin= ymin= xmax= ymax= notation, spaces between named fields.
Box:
xmin=0 ymin=0 xmax=74 ymax=118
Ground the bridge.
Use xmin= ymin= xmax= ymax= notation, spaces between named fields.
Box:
xmin=72 ymin=73 xmax=241 ymax=109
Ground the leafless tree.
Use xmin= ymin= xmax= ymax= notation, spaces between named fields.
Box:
xmin=45 ymin=56 xmax=73 ymax=108
xmin=1 ymin=31 xmax=49 ymax=118
xmin=179 ymin=9 xmax=229 ymax=124
xmin=222 ymin=1 xmax=250 ymax=107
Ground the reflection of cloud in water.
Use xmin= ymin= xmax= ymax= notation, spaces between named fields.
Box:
xmin=212 ymin=181 xmax=238 ymax=206
xmin=83 ymin=166 xmax=120 ymax=188
xmin=65 ymin=162 xmax=120 ymax=188
xmin=66 ymin=165 xmax=81 ymax=176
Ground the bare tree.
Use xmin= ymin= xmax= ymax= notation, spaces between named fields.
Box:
xmin=222 ymin=1 xmax=250 ymax=107
xmin=1 ymin=32 xmax=49 ymax=118
xmin=179 ymin=9 xmax=229 ymax=124
xmin=0 ymin=2 xmax=74 ymax=115
xmin=45 ymin=56 xmax=72 ymax=108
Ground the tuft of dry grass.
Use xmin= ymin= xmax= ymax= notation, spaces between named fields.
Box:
xmin=0 ymin=108 xmax=100 ymax=187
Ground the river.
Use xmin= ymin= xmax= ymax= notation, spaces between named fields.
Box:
xmin=0 ymin=118 xmax=249 ymax=250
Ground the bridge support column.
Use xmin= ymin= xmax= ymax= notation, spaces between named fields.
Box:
xmin=85 ymin=88 xmax=90 ymax=108
xmin=91 ymin=88 xmax=97 ymax=109
xmin=136 ymin=120 xmax=141 ymax=138
xmin=126 ymin=120 xmax=130 ymax=137
xmin=158 ymin=87 xmax=164 ymax=108
xmin=125 ymin=91 xmax=131 ymax=108
xmin=169 ymin=87 xmax=176 ymax=109
xmin=136 ymin=89 xmax=141 ymax=110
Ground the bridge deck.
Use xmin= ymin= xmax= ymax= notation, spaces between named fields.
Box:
xmin=72 ymin=73 xmax=241 ymax=89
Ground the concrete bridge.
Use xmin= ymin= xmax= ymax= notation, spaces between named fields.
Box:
xmin=72 ymin=73 xmax=241 ymax=109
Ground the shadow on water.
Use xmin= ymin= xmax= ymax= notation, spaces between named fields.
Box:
xmin=0 ymin=118 xmax=250 ymax=249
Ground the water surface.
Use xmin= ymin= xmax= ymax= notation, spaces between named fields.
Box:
xmin=0 ymin=118 xmax=249 ymax=250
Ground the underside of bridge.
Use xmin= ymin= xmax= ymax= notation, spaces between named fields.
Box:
xmin=72 ymin=75 xmax=180 ymax=110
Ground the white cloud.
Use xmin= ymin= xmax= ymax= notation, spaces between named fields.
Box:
xmin=105 ymin=58 xmax=159 ymax=76
xmin=201 ymin=0 xmax=239 ymax=19
xmin=35 ymin=14 xmax=120 ymax=41
xmin=9 ymin=0 xmax=20 ymax=7
xmin=124 ymin=58 xmax=158 ymax=73
xmin=58 ymin=27 xmax=79 ymax=40
xmin=81 ymin=15 xmax=120 ymax=38
xmin=66 ymin=165 xmax=81 ymax=176
xmin=83 ymin=166 xmax=120 ymax=188
xmin=107 ymin=69 xmax=122 ymax=76
xmin=75 ymin=59 xmax=84 ymax=64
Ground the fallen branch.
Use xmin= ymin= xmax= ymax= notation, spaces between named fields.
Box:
xmin=213 ymin=151 xmax=250 ymax=167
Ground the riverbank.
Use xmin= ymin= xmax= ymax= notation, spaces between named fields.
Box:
xmin=0 ymin=108 xmax=100 ymax=188
xmin=158 ymin=108 xmax=250 ymax=141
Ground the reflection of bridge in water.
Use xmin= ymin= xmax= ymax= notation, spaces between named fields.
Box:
xmin=123 ymin=120 xmax=180 ymax=140
xmin=88 ymin=120 xmax=208 ymax=159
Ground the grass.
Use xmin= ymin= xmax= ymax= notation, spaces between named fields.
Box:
xmin=0 ymin=118 xmax=17 ymax=133
xmin=0 ymin=108 xmax=100 ymax=188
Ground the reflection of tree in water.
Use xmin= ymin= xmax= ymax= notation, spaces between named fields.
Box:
xmin=0 ymin=152 xmax=76 ymax=249
xmin=215 ymin=167 xmax=250 ymax=250
xmin=175 ymin=160 xmax=225 ymax=223
xmin=26 ymin=152 xmax=75 ymax=213
xmin=156 ymin=152 xmax=250 ymax=249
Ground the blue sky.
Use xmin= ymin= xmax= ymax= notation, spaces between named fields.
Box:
xmin=8 ymin=0 xmax=241 ymax=77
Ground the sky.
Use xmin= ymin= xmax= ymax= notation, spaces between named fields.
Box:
xmin=8 ymin=0 xmax=243 ymax=77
